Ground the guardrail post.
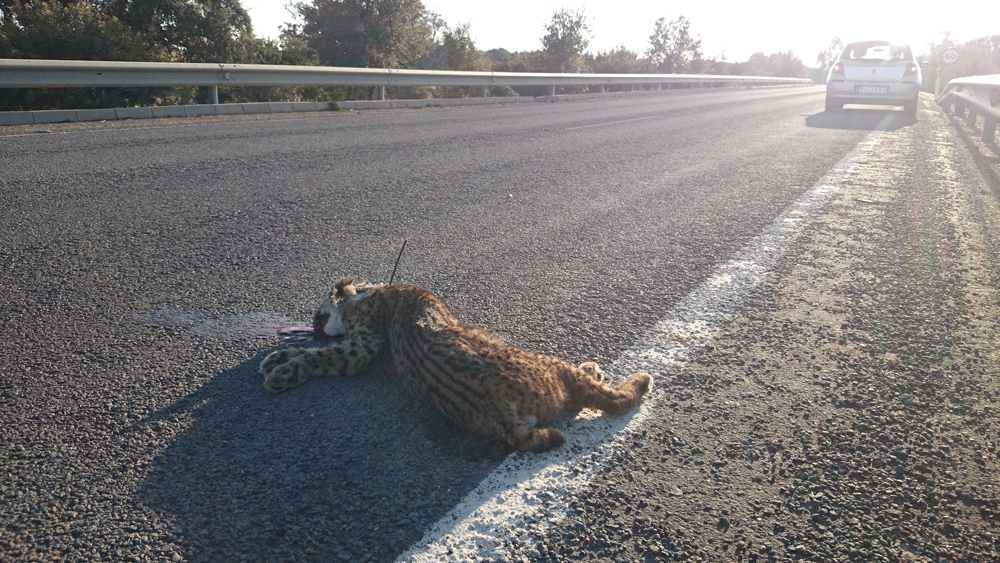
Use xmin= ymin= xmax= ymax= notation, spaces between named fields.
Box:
xmin=377 ymin=86 xmax=385 ymax=101
xmin=480 ymin=86 xmax=488 ymax=98
xmin=966 ymin=107 xmax=978 ymax=127
xmin=210 ymin=85 xmax=219 ymax=105
xmin=984 ymin=116 xmax=997 ymax=143
xmin=938 ymin=79 xmax=1000 ymax=145
xmin=548 ymin=85 xmax=556 ymax=97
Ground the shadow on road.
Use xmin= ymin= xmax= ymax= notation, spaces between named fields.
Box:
xmin=138 ymin=344 xmax=510 ymax=563
xmin=805 ymin=108 xmax=917 ymax=131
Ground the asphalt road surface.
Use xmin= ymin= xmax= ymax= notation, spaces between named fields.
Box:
xmin=2 ymin=86 xmax=999 ymax=562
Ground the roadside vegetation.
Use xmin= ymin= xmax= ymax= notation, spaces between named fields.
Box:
xmin=1 ymin=0 xmax=997 ymax=110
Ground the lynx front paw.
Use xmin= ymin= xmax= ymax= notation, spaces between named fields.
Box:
xmin=259 ymin=348 xmax=305 ymax=376
xmin=263 ymin=360 xmax=309 ymax=393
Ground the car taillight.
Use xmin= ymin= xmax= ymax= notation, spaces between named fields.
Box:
xmin=904 ymin=63 xmax=918 ymax=76
xmin=831 ymin=62 xmax=844 ymax=75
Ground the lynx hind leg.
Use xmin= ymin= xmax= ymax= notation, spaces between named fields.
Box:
xmin=520 ymin=427 xmax=566 ymax=453
xmin=495 ymin=403 xmax=565 ymax=453
xmin=578 ymin=361 xmax=604 ymax=382
xmin=587 ymin=372 xmax=653 ymax=417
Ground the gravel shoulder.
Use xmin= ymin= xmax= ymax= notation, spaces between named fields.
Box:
xmin=537 ymin=104 xmax=1000 ymax=561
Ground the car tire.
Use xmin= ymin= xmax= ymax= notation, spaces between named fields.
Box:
xmin=825 ymin=95 xmax=843 ymax=112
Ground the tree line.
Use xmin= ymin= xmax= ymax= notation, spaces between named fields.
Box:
xmin=8 ymin=0 xmax=993 ymax=112
xmin=922 ymin=33 xmax=1000 ymax=91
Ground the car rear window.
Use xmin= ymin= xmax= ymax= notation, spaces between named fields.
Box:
xmin=842 ymin=42 xmax=913 ymax=61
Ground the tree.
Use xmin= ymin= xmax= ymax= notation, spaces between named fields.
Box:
xmin=815 ymin=36 xmax=843 ymax=73
xmin=645 ymin=15 xmax=701 ymax=73
xmin=587 ymin=46 xmax=647 ymax=92
xmin=926 ymin=33 xmax=1000 ymax=93
xmin=289 ymin=0 xmax=433 ymax=69
xmin=419 ymin=21 xmax=490 ymax=97
xmin=590 ymin=46 xmax=645 ymax=74
xmin=422 ymin=21 xmax=489 ymax=72
xmin=742 ymin=52 xmax=768 ymax=75
xmin=1 ymin=1 xmax=146 ymax=61
xmin=927 ymin=33 xmax=1000 ymax=76
xmin=736 ymin=51 xmax=806 ymax=78
xmin=98 ymin=0 xmax=254 ymax=62
xmin=0 ymin=1 xmax=153 ymax=110
xmin=1 ymin=0 xmax=342 ymax=108
xmin=487 ymin=48 xmax=546 ymax=96
xmin=540 ymin=7 xmax=590 ymax=73
xmin=211 ymin=33 xmax=325 ymax=104
xmin=766 ymin=50 xmax=807 ymax=77
xmin=699 ymin=54 xmax=736 ymax=76
xmin=441 ymin=23 xmax=488 ymax=72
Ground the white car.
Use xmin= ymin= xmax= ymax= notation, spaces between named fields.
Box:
xmin=825 ymin=40 xmax=922 ymax=117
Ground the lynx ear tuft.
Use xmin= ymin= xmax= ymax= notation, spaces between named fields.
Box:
xmin=334 ymin=278 xmax=356 ymax=299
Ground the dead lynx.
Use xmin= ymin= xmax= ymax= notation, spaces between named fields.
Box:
xmin=260 ymin=279 xmax=651 ymax=452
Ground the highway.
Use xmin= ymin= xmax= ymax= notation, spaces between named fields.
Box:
xmin=2 ymin=86 xmax=999 ymax=562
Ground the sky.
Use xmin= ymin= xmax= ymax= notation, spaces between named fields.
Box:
xmin=242 ymin=1 xmax=998 ymax=66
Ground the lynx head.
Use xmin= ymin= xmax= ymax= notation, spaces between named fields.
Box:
xmin=312 ymin=278 xmax=377 ymax=339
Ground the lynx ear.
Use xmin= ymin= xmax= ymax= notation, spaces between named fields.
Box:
xmin=334 ymin=278 xmax=356 ymax=299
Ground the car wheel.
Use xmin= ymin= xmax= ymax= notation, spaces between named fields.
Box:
xmin=825 ymin=95 xmax=843 ymax=112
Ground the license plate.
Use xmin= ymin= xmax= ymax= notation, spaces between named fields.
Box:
xmin=855 ymin=85 xmax=888 ymax=95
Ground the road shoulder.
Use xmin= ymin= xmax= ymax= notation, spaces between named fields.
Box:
xmin=537 ymin=103 xmax=1000 ymax=561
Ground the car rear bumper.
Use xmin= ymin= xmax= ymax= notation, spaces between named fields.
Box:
xmin=826 ymin=81 xmax=920 ymax=106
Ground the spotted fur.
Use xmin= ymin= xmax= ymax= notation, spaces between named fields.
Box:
xmin=260 ymin=278 xmax=652 ymax=452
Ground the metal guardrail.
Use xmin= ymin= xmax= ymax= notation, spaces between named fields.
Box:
xmin=937 ymin=74 xmax=1000 ymax=143
xmin=0 ymin=58 xmax=811 ymax=101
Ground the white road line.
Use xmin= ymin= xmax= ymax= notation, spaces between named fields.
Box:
xmin=565 ymin=115 xmax=659 ymax=130
xmin=397 ymin=114 xmax=895 ymax=563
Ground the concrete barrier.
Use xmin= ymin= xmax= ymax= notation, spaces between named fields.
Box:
xmin=32 ymin=109 xmax=79 ymax=124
